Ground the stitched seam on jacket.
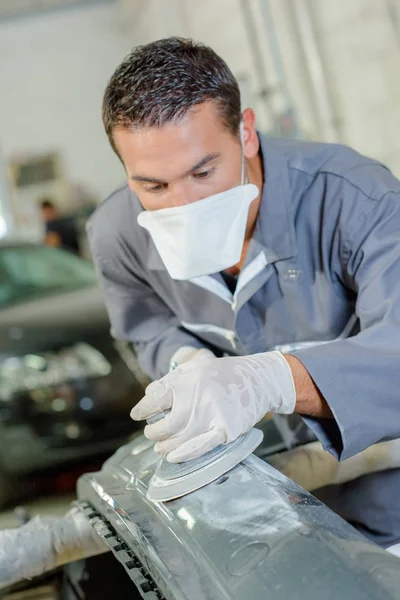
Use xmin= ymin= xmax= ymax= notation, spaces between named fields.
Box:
xmin=288 ymin=167 xmax=400 ymax=203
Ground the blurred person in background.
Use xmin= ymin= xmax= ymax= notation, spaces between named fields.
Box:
xmin=40 ymin=198 xmax=81 ymax=255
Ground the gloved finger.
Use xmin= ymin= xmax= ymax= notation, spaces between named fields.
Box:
xmin=152 ymin=428 xmax=223 ymax=463
xmin=130 ymin=380 xmax=173 ymax=421
xmin=166 ymin=428 xmax=225 ymax=463
xmin=153 ymin=412 xmax=218 ymax=456
xmin=143 ymin=412 xmax=177 ymax=442
xmin=190 ymin=349 xmax=215 ymax=362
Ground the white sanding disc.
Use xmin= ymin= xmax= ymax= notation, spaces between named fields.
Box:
xmin=147 ymin=428 xmax=263 ymax=502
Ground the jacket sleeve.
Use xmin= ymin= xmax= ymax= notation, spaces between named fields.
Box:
xmin=293 ymin=189 xmax=400 ymax=461
xmin=86 ymin=230 xmax=204 ymax=381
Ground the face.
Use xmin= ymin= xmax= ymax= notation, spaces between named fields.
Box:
xmin=41 ymin=206 xmax=57 ymax=222
xmin=113 ymin=101 xmax=260 ymax=211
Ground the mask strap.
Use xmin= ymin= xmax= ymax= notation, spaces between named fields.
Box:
xmin=239 ymin=120 xmax=248 ymax=185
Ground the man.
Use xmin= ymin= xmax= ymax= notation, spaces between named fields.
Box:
xmin=40 ymin=199 xmax=80 ymax=254
xmin=87 ymin=38 xmax=400 ymax=549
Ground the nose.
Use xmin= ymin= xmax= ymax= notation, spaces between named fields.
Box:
xmin=169 ymin=182 xmax=199 ymax=208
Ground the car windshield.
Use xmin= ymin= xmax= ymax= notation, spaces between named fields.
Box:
xmin=0 ymin=245 xmax=98 ymax=308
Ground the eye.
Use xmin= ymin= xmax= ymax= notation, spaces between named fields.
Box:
xmin=193 ymin=168 xmax=215 ymax=179
xmin=145 ymin=184 xmax=166 ymax=193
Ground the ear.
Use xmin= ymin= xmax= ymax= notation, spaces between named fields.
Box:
xmin=241 ymin=108 xmax=259 ymax=160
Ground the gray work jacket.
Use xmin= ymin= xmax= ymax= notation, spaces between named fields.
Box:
xmin=87 ymin=134 xmax=400 ymax=547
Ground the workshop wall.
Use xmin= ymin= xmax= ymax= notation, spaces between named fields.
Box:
xmin=1 ymin=0 xmax=399 ymax=214
xmin=310 ymin=0 xmax=400 ymax=176
xmin=0 ymin=2 xmax=134 ymax=202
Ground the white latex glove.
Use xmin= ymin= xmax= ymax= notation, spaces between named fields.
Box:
xmin=130 ymin=351 xmax=296 ymax=463
xmin=169 ymin=345 xmax=215 ymax=366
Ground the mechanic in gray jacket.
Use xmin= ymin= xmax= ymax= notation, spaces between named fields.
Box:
xmin=87 ymin=38 xmax=400 ymax=550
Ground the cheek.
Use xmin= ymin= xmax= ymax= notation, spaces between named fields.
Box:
xmin=212 ymin=158 xmax=242 ymax=193
xmin=215 ymin=168 xmax=241 ymax=191
xmin=187 ymin=169 xmax=240 ymax=202
xmin=128 ymin=182 xmax=153 ymax=210
xmin=220 ymin=146 xmax=243 ymax=183
xmin=136 ymin=190 xmax=174 ymax=211
xmin=135 ymin=194 xmax=152 ymax=210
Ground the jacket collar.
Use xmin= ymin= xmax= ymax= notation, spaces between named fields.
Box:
xmin=247 ymin=133 xmax=297 ymax=265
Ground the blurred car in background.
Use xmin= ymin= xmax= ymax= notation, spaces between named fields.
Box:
xmin=0 ymin=241 xmax=148 ymax=506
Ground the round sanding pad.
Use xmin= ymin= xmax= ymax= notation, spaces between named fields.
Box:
xmin=147 ymin=428 xmax=263 ymax=502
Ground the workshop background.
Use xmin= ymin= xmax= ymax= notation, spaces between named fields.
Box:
xmin=0 ymin=0 xmax=400 ymax=597
xmin=1 ymin=0 xmax=400 ymax=240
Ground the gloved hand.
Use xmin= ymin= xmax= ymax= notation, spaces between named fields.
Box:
xmin=169 ymin=345 xmax=215 ymax=366
xmin=130 ymin=351 xmax=296 ymax=463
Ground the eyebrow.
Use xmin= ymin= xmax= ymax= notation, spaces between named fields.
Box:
xmin=130 ymin=152 xmax=221 ymax=184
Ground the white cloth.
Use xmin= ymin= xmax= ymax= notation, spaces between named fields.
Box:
xmin=130 ymin=351 xmax=296 ymax=463
xmin=0 ymin=505 xmax=107 ymax=590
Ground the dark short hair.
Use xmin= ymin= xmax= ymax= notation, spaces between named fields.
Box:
xmin=102 ymin=37 xmax=241 ymax=154
xmin=40 ymin=198 xmax=55 ymax=210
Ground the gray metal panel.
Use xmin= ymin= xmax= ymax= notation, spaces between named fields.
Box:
xmin=77 ymin=435 xmax=400 ymax=600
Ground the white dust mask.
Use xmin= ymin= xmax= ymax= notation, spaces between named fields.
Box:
xmin=137 ymin=124 xmax=259 ymax=280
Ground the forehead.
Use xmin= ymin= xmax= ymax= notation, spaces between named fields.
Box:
xmin=113 ymin=101 xmax=236 ymax=176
